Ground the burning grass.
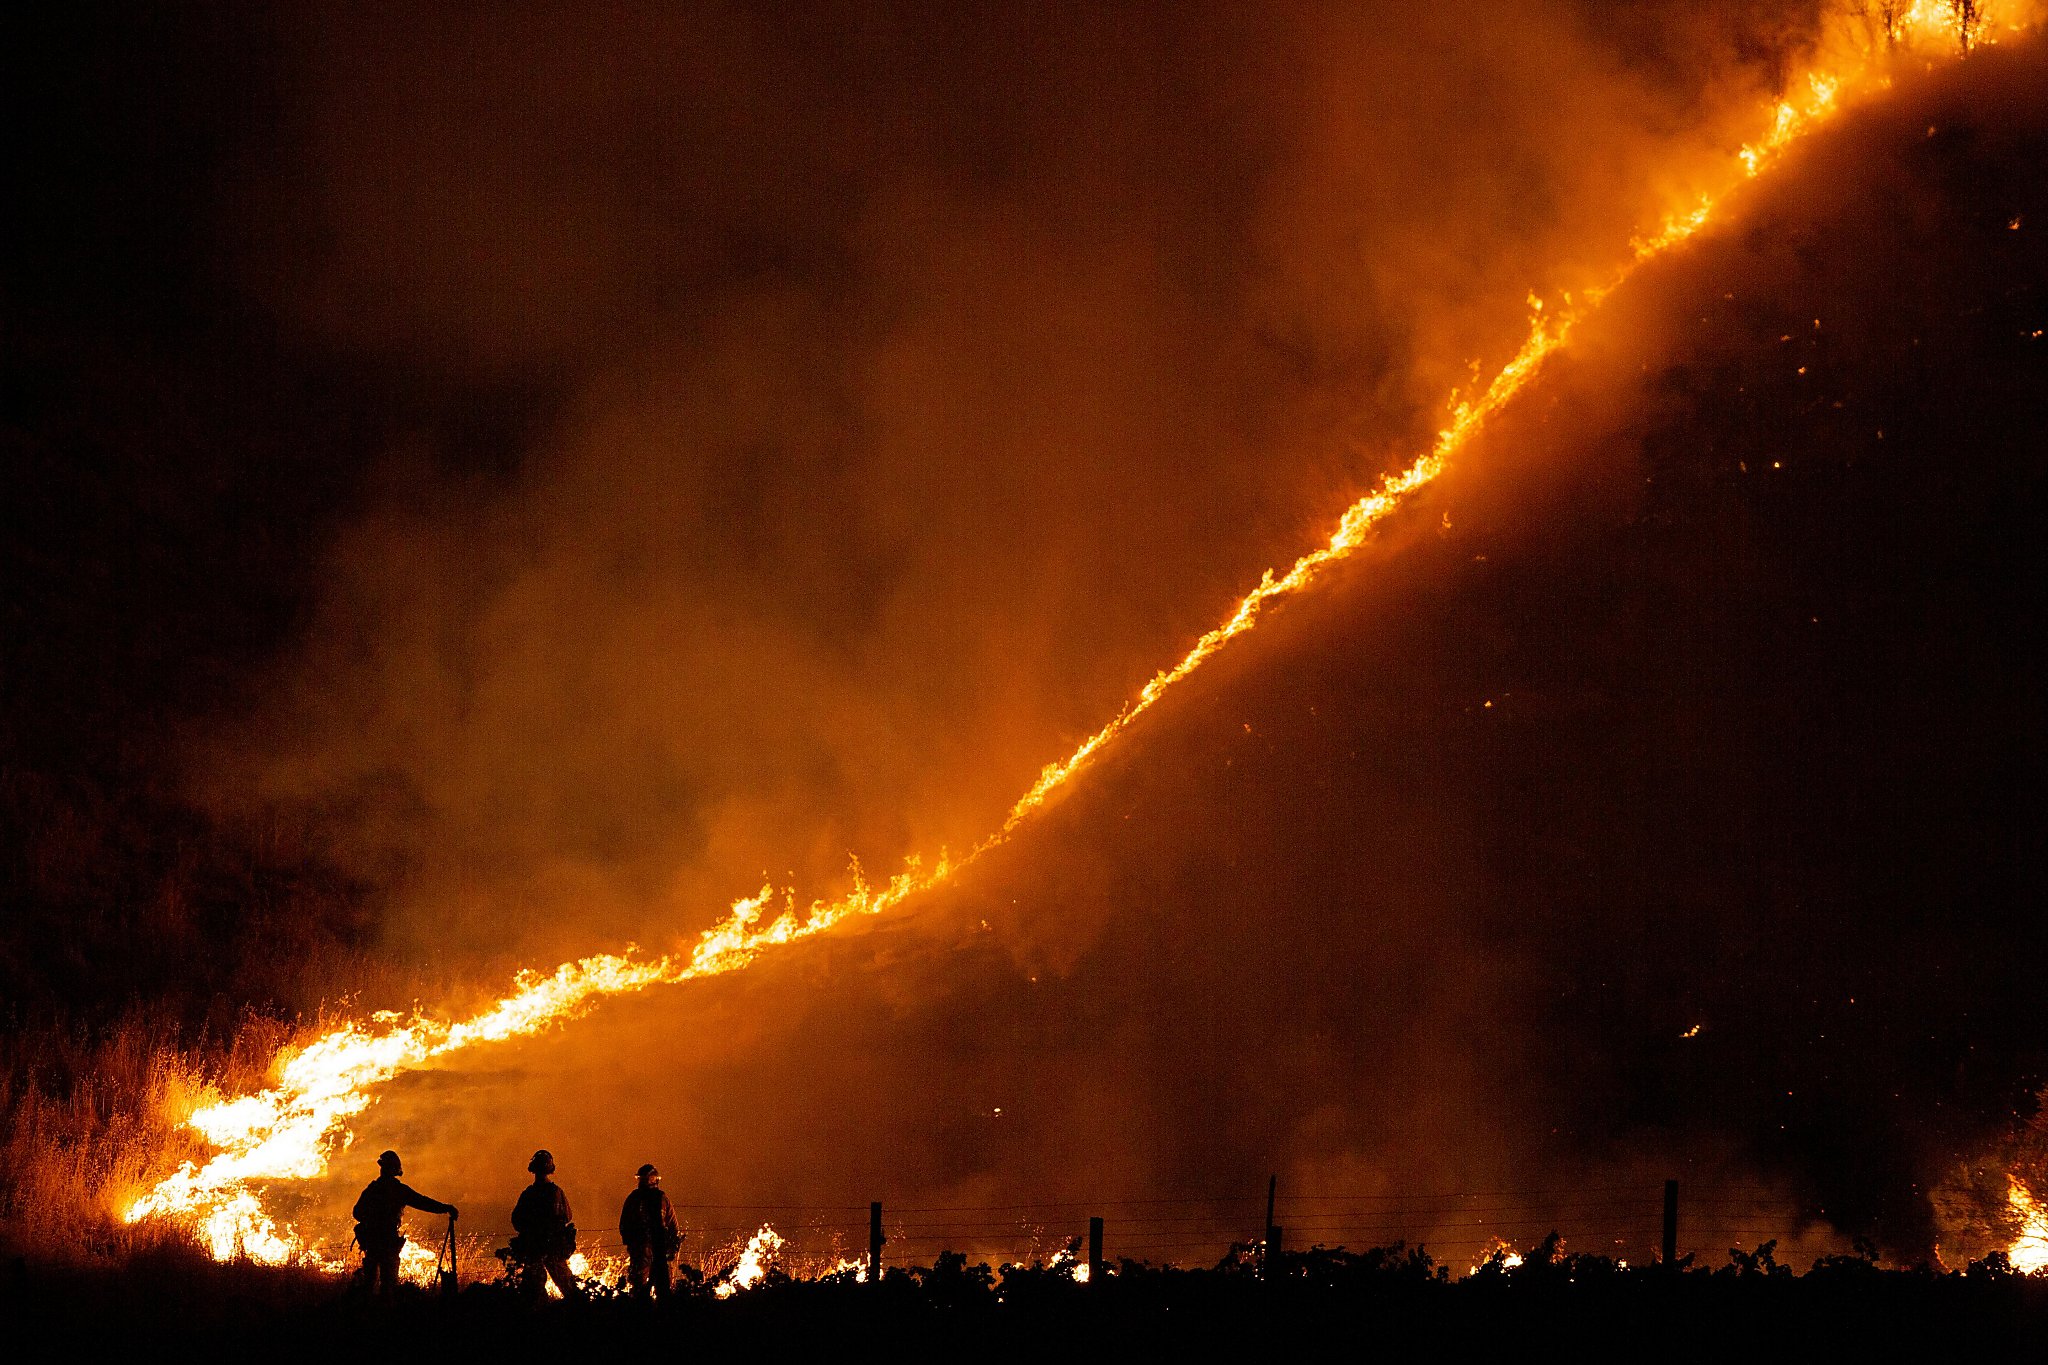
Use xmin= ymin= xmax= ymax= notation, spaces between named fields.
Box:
xmin=0 ymin=951 xmax=447 ymax=1264
xmin=0 ymin=731 xmax=404 ymax=1260
xmin=104 ymin=0 xmax=2048 ymax=1267
xmin=7 ymin=0 xmax=2048 ymax=1296
xmin=0 ymin=1007 xmax=288 ymax=1261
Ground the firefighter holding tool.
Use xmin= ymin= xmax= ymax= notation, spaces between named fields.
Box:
xmin=352 ymin=1149 xmax=457 ymax=1297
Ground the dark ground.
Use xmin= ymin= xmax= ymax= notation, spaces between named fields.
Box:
xmin=6 ymin=1244 xmax=2048 ymax=1361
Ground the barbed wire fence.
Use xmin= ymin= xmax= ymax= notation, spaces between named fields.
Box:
xmin=312 ymin=1181 xmax=1820 ymax=1289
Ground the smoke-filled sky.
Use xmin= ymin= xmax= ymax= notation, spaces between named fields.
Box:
xmin=161 ymin=0 xmax=1833 ymax=964
xmin=9 ymin=2 xmax=2048 ymax=1262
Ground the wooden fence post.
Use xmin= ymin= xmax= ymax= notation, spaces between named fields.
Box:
xmin=1662 ymin=1180 xmax=1679 ymax=1270
xmin=1264 ymin=1174 xmax=1278 ymax=1275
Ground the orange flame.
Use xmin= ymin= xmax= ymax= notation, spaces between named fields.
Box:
xmin=2008 ymin=1179 xmax=2048 ymax=1273
xmin=713 ymin=1225 xmax=786 ymax=1297
xmin=1467 ymin=1239 xmax=1527 ymax=1276
xmin=122 ymin=1 xmax=2036 ymax=1267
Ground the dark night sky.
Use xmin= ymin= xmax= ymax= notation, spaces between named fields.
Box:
xmin=6 ymin=3 xmax=2048 ymax=1262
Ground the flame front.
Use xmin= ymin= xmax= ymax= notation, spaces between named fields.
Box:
xmin=2007 ymin=1179 xmax=2048 ymax=1273
xmin=122 ymin=3 xmax=2037 ymax=1268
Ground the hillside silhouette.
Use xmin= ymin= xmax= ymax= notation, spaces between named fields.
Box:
xmin=4 ymin=9 xmax=2048 ymax=1318
xmin=343 ymin=34 xmax=2048 ymax=1267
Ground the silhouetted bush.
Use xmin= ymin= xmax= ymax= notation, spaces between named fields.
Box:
xmin=13 ymin=1236 xmax=2048 ymax=1362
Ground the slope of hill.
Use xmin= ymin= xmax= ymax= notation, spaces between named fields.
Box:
xmin=269 ymin=35 xmax=2048 ymax=1268
xmin=7 ymin=19 xmax=2048 ymax=1275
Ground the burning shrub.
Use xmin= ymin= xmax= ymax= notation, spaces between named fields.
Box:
xmin=1931 ymin=1086 xmax=2048 ymax=1271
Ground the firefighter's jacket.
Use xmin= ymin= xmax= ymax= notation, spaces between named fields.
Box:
xmin=619 ymin=1186 xmax=680 ymax=1255
xmin=512 ymin=1179 xmax=576 ymax=1254
xmin=352 ymin=1175 xmax=453 ymax=1251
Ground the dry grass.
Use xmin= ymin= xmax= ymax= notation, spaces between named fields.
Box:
xmin=0 ymin=1005 xmax=295 ymax=1261
xmin=0 ymin=753 xmax=407 ymax=1263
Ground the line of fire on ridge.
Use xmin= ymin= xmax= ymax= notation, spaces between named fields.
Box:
xmin=122 ymin=3 xmax=2032 ymax=1270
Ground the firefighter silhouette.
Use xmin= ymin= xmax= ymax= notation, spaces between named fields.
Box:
xmin=351 ymin=1150 xmax=456 ymax=1297
xmin=618 ymin=1163 xmax=682 ymax=1299
xmin=509 ymin=1149 xmax=583 ymax=1301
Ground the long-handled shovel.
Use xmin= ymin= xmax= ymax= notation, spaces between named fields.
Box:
xmin=437 ymin=1213 xmax=459 ymax=1300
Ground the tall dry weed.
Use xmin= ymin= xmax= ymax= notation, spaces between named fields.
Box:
xmin=0 ymin=1006 xmax=293 ymax=1261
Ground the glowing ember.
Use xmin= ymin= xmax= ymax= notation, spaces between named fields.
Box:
xmin=121 ymin=0 xmax=2034 ymax=1268
xmin=714 ymin=1225 xmax=785 ymax=1297
xmin=2007 ymin=1179 xmax=2048 ymax=1273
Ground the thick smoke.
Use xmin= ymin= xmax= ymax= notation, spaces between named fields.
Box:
xmin=199 ymin=0 xmax=1825 ymax=968
xmin=179 ymin=2 xmax=2048 ymax=1264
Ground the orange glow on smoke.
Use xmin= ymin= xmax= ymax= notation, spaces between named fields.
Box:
xmin=122 ymin=3 xmax=2036 ymax=1269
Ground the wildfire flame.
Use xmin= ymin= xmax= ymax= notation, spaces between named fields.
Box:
xmin=2007 ymin=1179 xmax=2048 ymax=1273
xmin=1468 ymin=1240 xmax=1526 ymax=1276
xmin=121 ymin=2 xmax=2038 ymax=1269
xmin=714 ymin=1225 xmax=786 ymax=1298
xmin=1046 ymin=1240 xmax=1090 ymax=1282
